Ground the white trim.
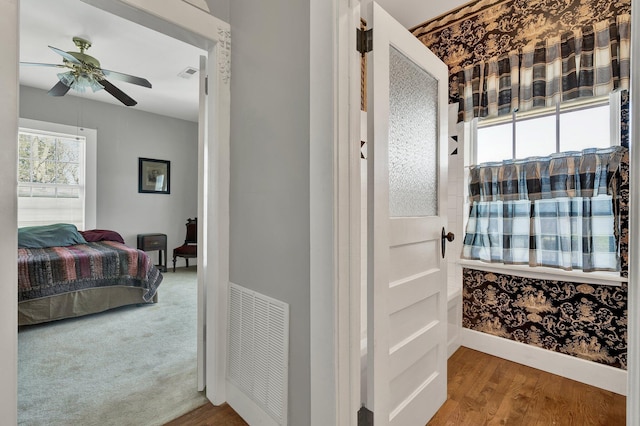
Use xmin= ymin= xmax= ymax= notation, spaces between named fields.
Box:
xmin=460 ymin=329 xmax=627 ymax=395
xmin=347 ymin=1 xmax=363 ymax=424
xmin=609 ymin=90 xmax=622 ymax=148
xmin=628 ymin=0 xmax=640 ymax=421
xmin=207 ymin=26 xmax=231 ymax=406
xmin=226 ymin=382 xmax=280 ymax=426
xmin=311 ymin=0 xmax=362 ymax=424
xmin=196 ymin=54 xmax=207 ymax=392
xmin=330 ymin=0 xmax=363 ymax=425
xmin=459 ymin=260 xmax=626 ymax=286
xmin=446 ymin=293 xmax=461 ymax=358
xmin=0 ymin=0 xmax=19 ymax=423
xmin=309 ymin=0 xmax=339 ymax=422
xmin=83 ymin=0 xmax=227 ymax=44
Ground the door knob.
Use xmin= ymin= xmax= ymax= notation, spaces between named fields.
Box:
xmin=441 ymin=228 xmax=455 ymax=258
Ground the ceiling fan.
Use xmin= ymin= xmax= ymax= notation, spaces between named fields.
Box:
xmin=20 ymin=36 xmax=152 ymax=106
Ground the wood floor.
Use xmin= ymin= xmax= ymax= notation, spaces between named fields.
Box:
xmin=165 ymin=346 xmax=626 ymax=425
xmin=164 ymin=402 xmax=247 ymax=426
xmin=427 ymin=347 xmax=625 ymax=425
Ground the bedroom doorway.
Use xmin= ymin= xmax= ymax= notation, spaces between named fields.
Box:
xmin=16 ymin=0 xmax=230 ymax=422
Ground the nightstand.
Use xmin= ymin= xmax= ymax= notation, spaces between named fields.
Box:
xmin=137 ymin=233 xmax=167 ymax=272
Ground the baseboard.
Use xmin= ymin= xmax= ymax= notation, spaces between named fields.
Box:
xmin=226 ymin=381 xmax=281 ymax=426
xmin=460 ymin=328 xmax=627 ymax=395
xmin=447 ymin=334 xmax=461 ymax=358
xmin=447 ymin=292 xmax=461 ymax=358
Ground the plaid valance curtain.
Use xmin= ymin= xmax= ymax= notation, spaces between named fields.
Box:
xmin=462 ymin=146 xmax=626 ymax=271
xmin=457 ymin=14 xmax=631 ymax=122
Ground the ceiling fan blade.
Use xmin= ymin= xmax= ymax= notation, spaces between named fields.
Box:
xmin=98 ymin=79 xmax=137 ymax=106
xmin=101 ymin=69 xmax=152 ymax=88
xmin=48 ymin=46 xmax=82 ymax=65
xmin=20 ymin=62 xmax=65 ymax=68
xmin=48 ymin=80 xmax=71 ymax=97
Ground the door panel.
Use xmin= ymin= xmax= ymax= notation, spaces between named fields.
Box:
xmin=366 ymin=2 xmax=449 ymax=425
xmin=389 ymin=242 xmax=438 ymax=281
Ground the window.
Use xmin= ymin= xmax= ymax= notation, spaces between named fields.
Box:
xmin=463 ymin=93 xmax=624 ymax=276
xmin=475 ymin=94 xmax=618 ymax=165
xmin=17 ymin=119 xmax=96 ymax=230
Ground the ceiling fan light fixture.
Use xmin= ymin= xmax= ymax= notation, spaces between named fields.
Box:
xmin=26 ymin=37 xmax=150 ymax=106
xmin=57 ymin=71 xmax=103 ymax=93
xmin=57 ymin=71 xmax=75 ymax=88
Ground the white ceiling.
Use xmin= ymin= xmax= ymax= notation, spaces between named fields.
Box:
xmin=19 ymin=0 xmax=467 ymax=123
xmin=376 ymin=0 xmax=470 ymax=29
xmin=19 ymin=0 xmax=205 ymax=122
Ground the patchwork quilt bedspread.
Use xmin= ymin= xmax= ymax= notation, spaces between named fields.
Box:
xmin=18 ymin=241 xmax=163 ymax=303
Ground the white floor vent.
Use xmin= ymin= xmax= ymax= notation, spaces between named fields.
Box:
xmin=228 ymin=283 xmax=289 ymax=425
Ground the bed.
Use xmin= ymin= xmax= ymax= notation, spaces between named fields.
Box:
xmin=18 ymin=224 xmax=163 ymax=326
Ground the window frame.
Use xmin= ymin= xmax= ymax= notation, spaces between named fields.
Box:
xmin=461 ymin=91 xmax=626 ymax=286
xmin=17 ymin=118 xmax=97 ymax=230
xmin=471 ymin=92 xmax=622 ymax=166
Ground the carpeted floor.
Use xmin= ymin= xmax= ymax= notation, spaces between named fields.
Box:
xmin=18 ymin=266 xmax=207 ymax=426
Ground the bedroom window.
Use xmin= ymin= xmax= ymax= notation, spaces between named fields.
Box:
xmin=17 ymin=120 xmax=97 ymax=230
xmin=462 ymin=93 xmax=624 ymax=275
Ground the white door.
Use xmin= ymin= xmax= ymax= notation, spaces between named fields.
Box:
xmin=365 ymin=2 xmax=450 ymax=425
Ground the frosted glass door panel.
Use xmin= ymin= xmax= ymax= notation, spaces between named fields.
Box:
xmin=388 ymin=46 xmax=439 ymax=217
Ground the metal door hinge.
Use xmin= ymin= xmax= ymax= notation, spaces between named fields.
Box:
xmin=205 ymin=75 xmax=209 ymax=95
xmin=357 ymin=28 xmax=373 ymax=55
xmin=358 ymin=406 xmax=373 ymax=426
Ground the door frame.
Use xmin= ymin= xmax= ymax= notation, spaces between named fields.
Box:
xmin=6 ymin=0 xmax=230 ymax=409
xmin=315 ymin=0 xmax=364 ymax=424
xmin=308 ymin=0 xmax=364 ymax=423
xmin=1 ymin=1 xmax=19 ymax=423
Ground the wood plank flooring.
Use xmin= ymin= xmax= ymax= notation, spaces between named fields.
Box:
xmin=427 ymin=347 xmax=626 ymax=426
xmin=164 ymin=402 xmax=247 ymax=426
xmin=165 ymin=346 xmax=626 ymax=425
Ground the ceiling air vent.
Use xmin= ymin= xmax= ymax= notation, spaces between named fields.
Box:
xmin=178 ymin=66 xmax=198 ymax=79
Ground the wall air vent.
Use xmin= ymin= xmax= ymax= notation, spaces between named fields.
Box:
xmin=228 ymin=283 xmax=289 ymax=425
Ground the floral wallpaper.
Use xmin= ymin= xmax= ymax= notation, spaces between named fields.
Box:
xmin=416 ymin=0 xmax=632 ymax=369
xmin=411 ymin=0 xmax=631 ymax=100
xmin=463 ymin=268 xmax=627 ymax=369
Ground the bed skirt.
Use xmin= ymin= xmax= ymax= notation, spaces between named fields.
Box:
xmin=18 ymin=286 xmax=158 ymax=326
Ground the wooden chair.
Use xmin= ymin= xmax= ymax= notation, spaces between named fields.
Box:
xmin=172 ymin=218 xmax=197 ymax=272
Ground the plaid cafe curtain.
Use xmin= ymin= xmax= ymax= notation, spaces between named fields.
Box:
xmin=456 ymin=14 xmax=630 ymax=122
xmin=462 ymin=146 xmax=626 ymax=271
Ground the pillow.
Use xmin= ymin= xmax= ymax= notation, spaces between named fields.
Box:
xmin=80 ymin=229 xmax=125 ymax=244
xmin=18 ymin=223 xmax=87 ymax=248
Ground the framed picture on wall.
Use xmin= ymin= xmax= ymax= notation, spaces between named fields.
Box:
xmin=138 ymin=158 xmax=170 ymax=194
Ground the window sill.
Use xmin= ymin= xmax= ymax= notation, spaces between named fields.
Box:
xmin=458 ymin=259 xmax=626 ymax=287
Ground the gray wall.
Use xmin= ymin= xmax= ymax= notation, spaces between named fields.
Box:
xmin=228 ymin=1 xmax=311 ymax=424
xmin=19 ymin=86 xmax=199 ymax=265
xmin=205 ymin=0 xmax=229 ymax=22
